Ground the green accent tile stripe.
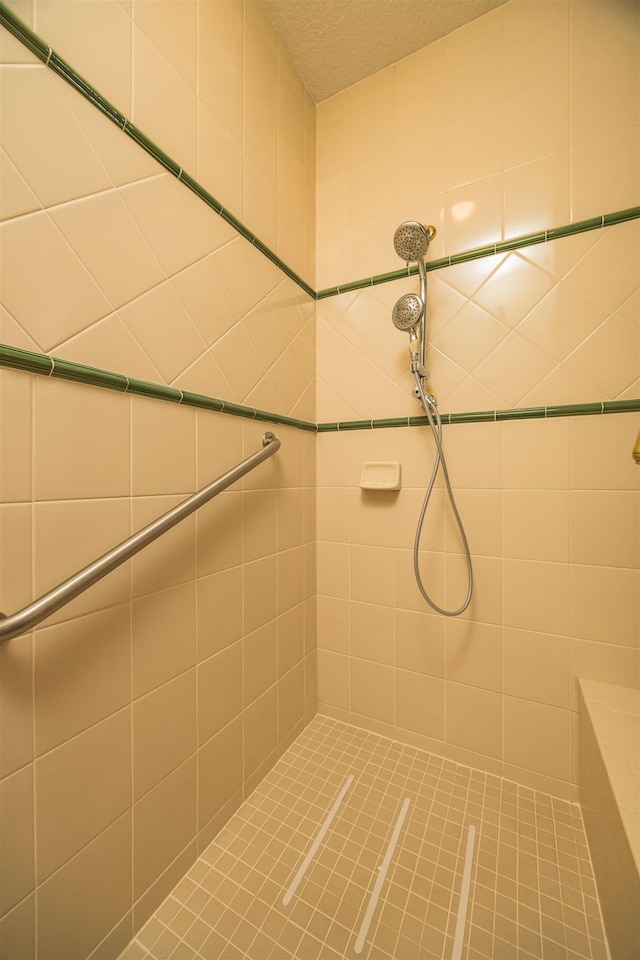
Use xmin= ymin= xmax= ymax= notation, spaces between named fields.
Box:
xmin=316 ymin=399 xmax=640 ymax=432
xmin=49 ymin=51 xmax=128 ymax=129
xmin=0 ymin=3 xmax=315 ymax=302
xmin=316 ymin=206 xmax=640 ymax=300
xmin=603 ymin=207 xmax=640 ymax=227
xmin=0 ymin=1 xmax=49 ymax=60
xmin=126 ymin=379 xmax=183 ymax=404
xmin=494 ymin=406 xmax=546 ymax=421
xmin=0 ymin=344 xmax=317 ymax=431
xmin=52 ymin=357 xmax=129 ymax=392
xmin=0 ymin=343 xmax=53 ymax=376
xmin=2 ymin=344 xmax=638 ymax=432
xmin=2 ymin=3 xmax=638 ymax=306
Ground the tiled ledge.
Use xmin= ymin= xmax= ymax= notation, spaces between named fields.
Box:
xmin=2 ymin=343 xmax=639 ymax=432
xmin=1 ymin=3 xmax=639 ymax=304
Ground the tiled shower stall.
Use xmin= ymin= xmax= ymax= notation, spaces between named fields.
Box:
xmin=0 ymin=1 xmax=638 ymax=959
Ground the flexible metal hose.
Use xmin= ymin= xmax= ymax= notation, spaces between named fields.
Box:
xmin=412 ymin=374 xmax=473 ymax=616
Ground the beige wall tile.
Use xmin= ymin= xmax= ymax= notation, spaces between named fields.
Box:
xmin=243 ymin=686 xmax=278 ymax=779
xmin=0 ymin=632 xmax=33 ymax=779
xmin=350 ymin=544 xmax=395 ymax=607
xmin=317 ymin=650 xmax=349 ymax=712
xmin=503 ymin=490 xmax=569 ymax=562
xmin=133 ymin=670 xmax=196 ymax=800
xmin=277 ymin=489 xmax=304 ymax=552
xmin=446 ymin=682 xmax=502 ymax=760
xmin=0 ymin=67 xmax=112 ymax=209
xmin=446 ymin=554 xmax=501 ymax=626
xmin=570 ymin=491 xmax=639 ymax=568
xmin=243 ymin=621 xmax=277 ymax=705
xmin=278 ymin=661 xmax=305 ymax=742
xmin=278 ymin=605 xmax=304 ymax=677
xmin=277 ymin=547 xmax=305 ymax=613
xmin=132 ymin=582 xmax=197 ymax=699
xmin=133 ymin=757 xmax=196 ymax=900
xmin=135 ymin=0 xmax=197 ymax=91
xmin=394 ymin=608 xmax=445 ymax=678
xmin=0 ymin=504 xmax=31 ymax=617
xmin=504 ymin=696 xmax=570 ymax=782
xmin=350 ymin=601 xmax=394 ymax=665
xmin=196 ymin=491 xmax=243 ymax=579
xmin=504 ymin=628 xmax=569 ymax=709
xmin=36 ymin=709 xmax=131 ymax=882
xmin=317 ymin=597 xmax=350 ymax=653
xmin=197 ymin=717 xmax=242 ymax=832
xmin=350 ymin=488 xmax=396 ymax=548
xmin=36 ymin=0 xmax=133 ymax=112
xmin=197 ymin=642 xmax=242 ymax=746
xmin=131 ymin=497 xmax=196 ymax=598
xmin=33 ymin=379 xmax=130 ymax=501
xmin=446 ymin=620 xmax=503 ymax=692
xmin=316 ymin=541 xmax=349 ymax=599
xmin=37 ymin=812 xmax=131 ymax=960
xmin=133 ymin=25 xmax=197 ymax=171
xmin=0 ymin=369 xmax=31 ymax=503
xmin=34 ymin=604 xmax=131 ymax=756
xmin=316 ymin=487 xmax=349 ymax=543
xmin=243 ymin=490 xmax=277 ymax=562
xmin=503 ymin=417 xmax=569 ymax=489
xmin=503 ymin=559 xmax=568 ymax=636
xmin=131 ymin=396 xmax=196 ymax=496
xmin=33 ymin=498 xmax=131 ymax=626
xmin=569 ymin=412 xmax=640 ymax=491
xmin=51 ymin=190 xmax=165 ymax=311
xmin=504 ymin=152 xmax=570 ymax=240
xmin=0 ymin=765 xmax=34 ymax=916
xmin=243 ymin=555 xmax=277 ymax=636
xmin=395 ymin=546 xmax=445 ymax=615
xmin=197 ymin=567 xmax=243 ymax=661
xmin=350 ymin=659 xmax=394 ymax=725
xmin=570 ymin=639 xmax=640 ymax=712
xmin=395 ymin=487 xmax=446 ymax=552
xmin=569 ymin=564 xmax=639 ymax=649
xmin=119 ymin=282 xmax=208 ymax=384
xmin=446 ymin=489 xmax=502 ymax=558
xmin=0 ymin=894 xmax=35 ymax=960
xmin=395 ymin=670 xmax=444 ymax=740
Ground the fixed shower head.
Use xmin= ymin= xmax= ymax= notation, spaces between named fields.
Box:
xmin=393 ymin=221 xmax=431 ymax=263
xmin=392 ymin=292 xmax=424 ymax=331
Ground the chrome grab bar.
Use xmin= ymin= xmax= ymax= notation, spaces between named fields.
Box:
xmin=0 ymin=432 xmax=281 ymax=643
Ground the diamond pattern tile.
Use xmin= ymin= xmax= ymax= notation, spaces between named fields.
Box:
xmin=317 ymin=226 xmax=640 ymax=418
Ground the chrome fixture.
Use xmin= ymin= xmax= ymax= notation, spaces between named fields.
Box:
xmin=0 ymin=433 xmax=281 ymax=643
xmin=392 ymin=221 xmax=473 ymax=617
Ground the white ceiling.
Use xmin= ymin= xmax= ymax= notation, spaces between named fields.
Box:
xmin=261 ymin=0 xmax=509 ymax=102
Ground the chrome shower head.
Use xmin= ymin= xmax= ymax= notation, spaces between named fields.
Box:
xmin=393 ymin=221 xmax=431 ymax=262
xmin=392 ymin=293 xmax=424 ymax=331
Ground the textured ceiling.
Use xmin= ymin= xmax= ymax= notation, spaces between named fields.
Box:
xmin=261 ymin=0 xmax=509 ymax=102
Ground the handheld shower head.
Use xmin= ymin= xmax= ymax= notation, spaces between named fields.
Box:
xmin=393 ymin=221 xmax=431 ymax=262
xmin=392 ymin=293 xmax=424 ymax=331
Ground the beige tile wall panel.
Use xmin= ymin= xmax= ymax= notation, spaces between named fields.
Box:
xmin=36 ymin=813 xmax=132 ymax=960
xmin=315 ymin=410 xmax=640 ymax=799
xmin=0 ymin=765 xmax=34 ymax=917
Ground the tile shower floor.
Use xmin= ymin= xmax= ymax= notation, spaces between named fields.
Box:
xmin=120 ymin=715 xmax=609 ymax=960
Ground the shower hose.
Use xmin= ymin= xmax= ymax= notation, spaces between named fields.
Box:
xmin=413 ymin=372 xmax=473 ymax=617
